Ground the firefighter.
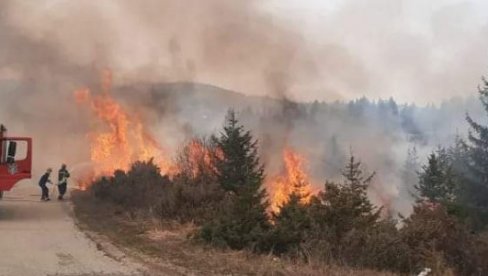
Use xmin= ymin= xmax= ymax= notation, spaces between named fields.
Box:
xmin=57 ymin=164 xmax=70 ymax=200
xmin=39 ymin=168 xmax=53 ymax=201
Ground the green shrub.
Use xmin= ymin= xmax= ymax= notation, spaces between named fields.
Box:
xmin=90 ymin=159 xmax=169 ymax=213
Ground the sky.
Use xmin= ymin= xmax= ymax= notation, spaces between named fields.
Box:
xmin=264 ymin=0 xmax=488 ymax=103
xmin=1 ymin=0 xmax=488 ymax=104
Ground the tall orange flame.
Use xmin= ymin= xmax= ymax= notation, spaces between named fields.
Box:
xmin=74 ymin=70 xmax=175 ymax=188
xmin=267 ymin=147 xmax=316 ymax=213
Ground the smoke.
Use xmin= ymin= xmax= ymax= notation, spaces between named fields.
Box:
xmin=0 ymin=0 xmax=330 ymax=178
xmin=1 ymin=1 xmax=487 ymax=101
xmin=290 ymin=0 xmax=488 ymax=103
xmin=0 ymin=0 xmax=372 ymax=101
xmin=0 ymin=0 xmax=487 ymax=214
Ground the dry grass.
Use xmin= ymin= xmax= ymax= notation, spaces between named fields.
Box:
xmin=72 ymin=191 xmax=396 ymax=276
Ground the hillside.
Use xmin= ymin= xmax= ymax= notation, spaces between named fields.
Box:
xmin=115 ymin=82 xmax=483 ymax=214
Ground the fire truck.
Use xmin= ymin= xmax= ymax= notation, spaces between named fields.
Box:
xmin=0 ymin=124 xmax=32 ymax=198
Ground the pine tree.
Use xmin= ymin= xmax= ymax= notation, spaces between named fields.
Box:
xmin=310 ymin=155 xmax=380 ymax=239
xmin=448 ymin=135 xmax=469 ymax=178
xmin=416 ymin=152 xmax=456 ymax=204
xmin=200 ymin=110 xmax=271 ymax=250
xmin=447 ymin=136 xmax=471 ymax=214
xmin=402 ymin=146 xmax=420 ymax=200
xmin=289 ymin=161 xmax=311 ymax=202
xmin=270 ymin=171 xmax=312 ymax=254
xmin=340 ymin=155 xmax=379 ymax=224
xmin=465 ymin=76 xmax=488 ymax=227
xmin=270 ymin=193 xmax=311 ymax=254
xmin=212 ymin=110 xmax=264 ymax=193
xmin=436 ymin=148 xmax=458 ymax=203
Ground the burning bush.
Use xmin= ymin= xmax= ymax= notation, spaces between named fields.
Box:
xmin=160 ymin=138 xmax=225 ymax=223
xmin=90 ymin=137 xmax=226 ymax=224
xmin=267 ymin=148 xmax=316 ymax=214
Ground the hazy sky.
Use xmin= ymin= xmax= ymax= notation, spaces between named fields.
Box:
xmin=265 ymin=0 xmax=488 ymax=103
xmin=1 ymin=0 xmax=488 ymax=104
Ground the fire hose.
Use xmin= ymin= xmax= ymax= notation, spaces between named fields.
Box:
xmin=51 ymin=181 xmax=57 ymax=199
xmin=52 ymin=177 xmax=68 ymax=199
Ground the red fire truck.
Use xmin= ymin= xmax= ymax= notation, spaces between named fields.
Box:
xmin=0 ymin=124 xmax=33 ymax=198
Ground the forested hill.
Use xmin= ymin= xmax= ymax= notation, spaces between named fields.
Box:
xmin=118 ymin=82 xmax=484 ymax=213
xmin=120 ymin=82 xmax=483 ymax=143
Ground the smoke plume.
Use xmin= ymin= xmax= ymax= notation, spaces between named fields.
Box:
xmin=1 ymin=0 xmax=487 ymax=214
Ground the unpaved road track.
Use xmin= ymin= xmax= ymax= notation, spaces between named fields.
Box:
xmin=0 ymin=181 xmax=146 ymax=276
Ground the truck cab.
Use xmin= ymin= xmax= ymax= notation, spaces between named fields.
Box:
xmin=0 ymin=124 xmax=32 ymax=196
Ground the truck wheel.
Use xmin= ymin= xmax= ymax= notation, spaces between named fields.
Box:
xmin=0 ymin=191 xmax=3 ymax=199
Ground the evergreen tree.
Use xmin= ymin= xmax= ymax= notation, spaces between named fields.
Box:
xmin=416 ymin=151 xmax=456 ymax=204
xmin=447 ymin=136 xmax=471 ymax=210
xmin=288 ymin=160 xmax=311 ymax=202
xmin=465 ymin=77 xmax=488 ymax=227
xmin=270 ymin=170 xmax=312 ymax=254
xmin=212 ymin=110 xmax=265 ymax=193
xmin=402 ymin=146 xmax=420 ymax=199
xmin=310 ymin=155 xmax=380 ymax=239
xmin=340 ymin=155 xmax=379 ymax=224
xmin=436 ymin=147 xmax=458 ymax=203
xmin=448 ymin=135 xmax=469 ymax=178
xmin=200 ymin=110 xmax=271 ymax=250
xmin=270 ymin=193 xmax=311 ymax=255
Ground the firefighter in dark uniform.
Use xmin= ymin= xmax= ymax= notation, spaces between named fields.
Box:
xmin=39 ymin=168 xmax=53 ymax=201
xmin=57 ymin=164 xmax=70 ymax=200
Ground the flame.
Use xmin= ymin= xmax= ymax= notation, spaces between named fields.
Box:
xmin=181 ymin=139 xmax=214 ymax=179
xmin=74 ymin=69 xmax=176 ymax=188
xmin=267 ymin=147 xmax=316 ymax=214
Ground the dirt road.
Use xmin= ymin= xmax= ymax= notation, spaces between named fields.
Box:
xmin=0 ymin=181 xmax=145 ymax=276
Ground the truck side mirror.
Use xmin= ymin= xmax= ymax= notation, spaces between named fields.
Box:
xmin=7 ymin=141 xmax=16 ymax=163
